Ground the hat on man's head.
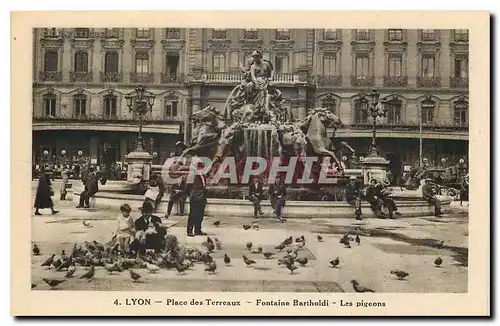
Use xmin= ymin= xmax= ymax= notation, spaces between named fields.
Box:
xmin=251 ymin=50 xmax=262 ymax=58
xmin=141 ymin=201 xmax=154 ymax=214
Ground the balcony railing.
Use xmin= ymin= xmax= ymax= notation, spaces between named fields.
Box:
xmin=161 ymin=73 xmax=185 ymax=84
xmin=355 ymin=31 xmax=370 ymax=41
xmin=417 ymin=76 xmax=441 ymax=88
xmin=450 ymin=76 xmax=469 ymax=88
xmin=130 ymin=72 xmax=154 ymax=83
xmin=421 ymin=33 xmax=436 ymax=42
xmin=454 ymin=32 xmax=469 ymax=42
xmin=203 ymin=72 xmax=244 ymax=83
xmin=70 ymin=71 xmax=93 ymax=82
xmin=383 ymin=76 xmax=408 ymax=87
xmin=43 ymin=28 xmax=61 ymax=38
xmin=315 ymin=75 xmax=342 ymax=86
xmin=39 ymin=71 xmax=62 ymax=82
xmin=351 ymin=75 xmax=375 ymax=86
xmin=166 ymin=28 xmax=180 ymax=39
xmin=347 ymin=121 xmax=468 ymax=131
xmin=274 ymin=73 xmax=298 ymax=83
xmin=324 ymin=30 xmax=340 ymax=40
xmin=243 ymin=30 xmax=259 ymax=39
xmin=33 ymin=113 xmax=182 ymax=124
xmin=100 ymin=72 xmax=122 ymax=83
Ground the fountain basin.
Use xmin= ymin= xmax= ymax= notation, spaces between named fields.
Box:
xmin=72 ymin=183 xmax=452 ymax=219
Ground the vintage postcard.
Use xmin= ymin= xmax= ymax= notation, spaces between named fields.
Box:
xmin=11 ymin=11 xmax=490 ymax=316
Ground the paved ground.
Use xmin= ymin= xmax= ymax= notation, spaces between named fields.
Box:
xmin=31 ymin=181 xmax=468 ymax=293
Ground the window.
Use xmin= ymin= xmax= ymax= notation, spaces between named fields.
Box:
xmin=165 ymin=101 xmax=178 ymax=118
xmin=354 ymin=99 xmax=368 ymax=123
xmin=355 ymin=54 xmax=370 ymax=77
xmin=275 ymin=55 xmax=289 ymax=74
xmin=104 ymin=95 xmax=117 ymax=117
xmin=454 ymin=29 xmax=469 ymax=42
xmin=135 ymin=52 xmax=149 ymax=74
xmin=74 ymin=28 xmax=90 ymax=38
xmin=244 ymin=29 xmax=258 ymax=39
xmin=355 ymin=29 xmax=370 ymax=41
xmin=43 ymin=96 xmax=56 ymax=116
xmin=212 ymin=29 xmax=227 ymax=39
xmin=454 ymin=101 xmax=468 ymax=126
xmin=276 ymin=29 xmax=290 ymax=40
xmin=166 ymin=28 xmax=180 ymax=39
xmin=420 ymin=100 xmax=435 ymax=124
xmin=322 ymin=54 xmax=337 ymax=75
xmin=74 ymin=52 xmax=88 ymax=72
xmin=388 ymin=55 xmax=403 ymax=77
xmin=73 ymin=95 xmax=87 ymax=117
xmin=385 ymin=99 xmax=402 ymax=124
xmin=212 ymin=54 xmax=226 ymax=72
xmin=324 ymin=29 xmax=339 ymax=40
xmin=136 ymin=28 xmax=149 ymax=39
xmin=105 ymin=28 xmax=119 ymax=38
xmin=104 ymin=52 xmax=119 ymax=73
xmin=421 ymin=29 xmax=435 ymax=41
xmin=388 ymin=29 xmax=403 ymax=41
xmin=454 ymin=56 xmax=468 ymax=78
xmin=165 ymin=54 xmax=179 ymax=75
xmin=421 ymin=55 xmax=436 ymax=77
xmin=43 ymin=28 xmax=59 ymax=38
xmin=43 ymin=50 xmax=58 ymax=72
xmin=322 ymin=99 xmax=336 ymax=114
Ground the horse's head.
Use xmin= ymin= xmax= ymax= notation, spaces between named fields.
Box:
xmin=191 ymin=105 xmax=221 ymax=122
xmin=316 ymin=108 xmax=342 ymax=128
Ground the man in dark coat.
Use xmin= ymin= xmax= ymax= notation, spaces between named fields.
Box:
xmin=76 ymin=168 xmax=99 ymax=208
xmin=422 ymin=179 xmax=442 ymax=216
xmin=269 ymin=176 xmax=287 ymax=222
xmin=186 ymin=172 xmax=207 ymax=237
xmin=249 ymin=176 xmax=264 ymax=217
xmin=166 ymin=174 xmax=187 ymax=218
xmin=34 ymin=172 xmax=59 ymax=215
xmin=460 ymin=175 xmax=469 ymax=206
xmin=365 ymin=178 xmax=383 ymax=216
xmin=130 ymin=201 xmax=167 ymax=254
xmin=345 ymin=176 xmax=362 ymax=220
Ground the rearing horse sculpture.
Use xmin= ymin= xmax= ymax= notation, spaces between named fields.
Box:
xmin=178 ymin=105 xmax=226 ymax=162
xmin=299 ymin=108 xmax=344 ymax=171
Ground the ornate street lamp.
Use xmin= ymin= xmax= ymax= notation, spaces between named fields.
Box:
xmin=125 ymin=85 xmax=155 ymax=152
xmin=361 ymin=89 xmax=388 ymax=157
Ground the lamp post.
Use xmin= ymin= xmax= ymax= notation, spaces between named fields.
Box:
xmin=125 ymin=85 xmax=155 ymax=152
xmin=361 ymin=89 xmax=388 ymax=157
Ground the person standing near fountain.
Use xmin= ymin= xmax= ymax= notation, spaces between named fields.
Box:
xmin=166 ymin=173 xmax=187 ymax=218
xmin=345 ymin=176 xmax=362 ymax=220
xmin=249 ymin=176 xmax=264 ymax=217
xmin=186 ymin=171 xmax=208 ymax=237
xmin=269 ymin=176 xmax=287 ymax=222
xmin=422 ymin=178 xmax=442 ymax=217
xmin=34 ymin=170 xmax=59 ymax=216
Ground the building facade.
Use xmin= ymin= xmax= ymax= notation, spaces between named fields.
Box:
xmin=33 ymin=28 xmax=469 ymax=177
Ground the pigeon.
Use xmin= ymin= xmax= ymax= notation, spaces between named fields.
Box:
xmin=355 ymin=234 xmax=361 ymax=245
xmin=206 ymin=237 xmax=214 ymax=244
xmin=79 ymin=265 xmax=95 ymax=282
xmin=286 ymin=262 xmax=298 ymax=274
xmin=251 ymin=247 xmax=263 ymax=254
xmin=434 ymin=257 xmax=443 ymax=267
xmin=213 ymin=220 xmax=221 ymax=227
xmin=104 ymin=263 xmax=121 ymax=275
xmin=93 ymin=241 xmax=105 ymax=252
xmin=317 ymin=235 xmax=323 ymax=242
xmin=340 ymin=236 xmax=351 ymax=248
xmin=390 ymin=270 xmax=409 ymax=280
xmin=283 ymin=236 xmax=293 ymax=245
xmin=43 ymin=278 xmax=66 ymax=289
xmin=263 ymin=252 xmax=274 ymax=259
xmin=243 ymin=224 xmax=252 ymax=230
xmin=246 ymin=241 xmax=253 ymax=250
xmin=206 ymin=242 xmax=215 ymax=253
xmin=82 ymin=220 xmax=93 ymax=228
xmin=295 ymin=235 xmax=305 ymax=243
xmin=41 ymin=254 xmax=55 ymax=268
xmin=214 ymin=238 xmax=222 ymax=250
xmin=175 ymin=261 xmax=189 ymax=274
xmin=351 ymin=280 xmax=375 ymax=293
xmin=224 ymin=254 xmax=231 ymax=266
xmin=253 ymin=223 xmax=259 ymax=231
xmin=295 ymin=257 xmax=308 ymax=267
xmin=129 ymin=269 xmax=143 ymax=282
xmin=242 ymin=255 xmax=256 ymax=266
xmin=56 ymin=258 xmax=73 ymax=271
xmin=275 ymin=243 xmax=286 ymax=251
xmin=32 ymin=244 xmax=40 ymax=256
xmin=51 ymin=258 xmax=62 ymax=270
xmin=146 ymin=263 xmax=160 ymax=274
xmin=205 ymin=262 xmax=217 ymax=274
xmin=65 ymin=264 xmax=76 ymax=278
xmin=329 ymin=257 xmax=340 ymax=268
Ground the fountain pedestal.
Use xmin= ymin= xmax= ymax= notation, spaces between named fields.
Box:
xmin=361 ymin=154 xmax=389 ymax=184
xmin=125 ymin=150 xmax=152 ymax=184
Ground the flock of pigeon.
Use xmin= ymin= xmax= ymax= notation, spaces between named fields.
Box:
xmin=31 ymin=220 xmax=446 ymax=292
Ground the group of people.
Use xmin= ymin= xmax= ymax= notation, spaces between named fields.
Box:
xmin=248 ymin=176 xmax=287 ymax=222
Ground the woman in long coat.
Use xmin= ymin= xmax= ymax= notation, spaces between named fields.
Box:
xmin=34 ymin=173 xmax=59 ymax=215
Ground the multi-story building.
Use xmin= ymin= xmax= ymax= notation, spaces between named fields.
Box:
xmin=32 ymin=28 xmax=469 ymax=178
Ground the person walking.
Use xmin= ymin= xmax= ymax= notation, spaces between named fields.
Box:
xmin=34 ymin=171 xmax=59 ymax=216
xmin=460 ymin=174 xmax=469 ymax=206
xmin=248 ymin=176 xmax=264 ymax=217
xmin=186 ymin=172 xmax=207 ymax=237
